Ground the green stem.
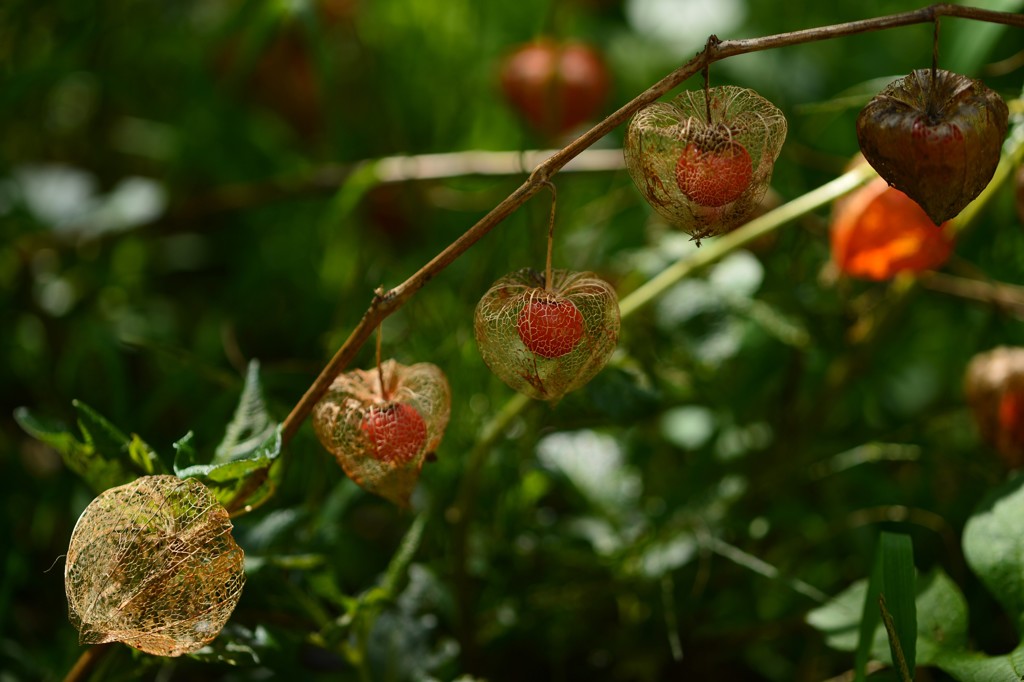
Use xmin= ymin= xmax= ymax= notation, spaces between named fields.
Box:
xmin=620 ymin=163 xmax=876 ymax=318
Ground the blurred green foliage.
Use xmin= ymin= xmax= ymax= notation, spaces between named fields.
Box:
xmin=3 ymin=0 xmax=1024 ymax=680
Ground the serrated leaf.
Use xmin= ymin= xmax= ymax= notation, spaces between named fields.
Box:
xmin=14 ymin=402 xmax=167 ymax=492
xmin=73 ymin=400 xmax=131 ymax=457
xmin=175 ymin=426 xmax=282 ymax=511
xmin=963 ymin=472 xmax=1024 ymax=634
xmin=172 ymin=431 xmax=201 ymax=471
xmin=173 ymin=362 xmax=282 ymax=512
xmin=215 ymin=360 xmax=276 ymax=464
xmin=127 ymin=434 xmax=160 ymax=475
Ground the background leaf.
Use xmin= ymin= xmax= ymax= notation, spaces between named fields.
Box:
xmin=963 ymin=473 xmax=1024 ymax=634
xmin=14 ymin=401 xmax=166 ymax=492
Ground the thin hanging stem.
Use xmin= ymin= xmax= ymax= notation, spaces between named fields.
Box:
xmin=376 ymin=323 xmax=388 ymax=401
xmin=543 ymin=181 xmax=557 ymax=292
xmin=927 ymin=17 xmax=942 ymax=119
xmin=703 ymin=64 xmax=713 ymax=124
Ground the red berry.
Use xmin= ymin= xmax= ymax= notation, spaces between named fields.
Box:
xmin=675 ymin=141 xmax=753 ymax=208
xmin=500 ymin=40 xmax=610 ymax=136
xmin=516 ymin=295 xmax=585 ymax=359
xmin=360 ymin=403 xmax=427 ymax=464
xmin=999 ymin=391 xmax=1024 ymax=450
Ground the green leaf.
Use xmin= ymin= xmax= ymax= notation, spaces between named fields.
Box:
xmin=854 ymin=544 xmax=884 ymax=682
xmin=127 ymin=434 xmax=160 ymax=475
xmin=878 ymin=532 xmax=916 ymax=679
xmin=811 ymin=559 xmax=967 ymax=677
xmin=936 ymin=644 xmax=1024 ymax=682
xmin=807 ymin=579 xmax=884 ymax=654
xmin=186 ymin=623 xmax=271 ymax=666
xmin=175 ymin=425 xmax=282 ymax=510
xmin=914 ymin=570 xmax=969 ymax=665
xmin=963 ymin=472 xmax=1024 ymax=633
xmin=214 ymin=359 xmax=277 ymax=464
xmin=851 ymin=533 xmax=915 ymax=681
xmin=173 ymin=361 xmax=282 ymax=511
xmin=14 ymin=401 xmax=167 ymax=492
xmin=809 ymin=569 xmax=965 ymax=667
xmin=172 ymin=431 xmax=201 ymax=471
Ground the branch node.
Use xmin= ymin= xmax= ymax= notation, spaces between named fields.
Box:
xmin=704 ymin=34 xmax=723 ymax=61
xmin=372 ymin=287 xmax=396 ymax=308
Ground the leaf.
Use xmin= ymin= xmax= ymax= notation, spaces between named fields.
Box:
xmin=936 ymin=645 xmax=1024 ymax=682
xmin=215 ymin=359 xmax=277 ymax=464
xmin=854 ymin=542 xmax=883 ymax=682
xmin=850 ymin=532 xmax=915 ymax=681
xmin=807 ymin=580 xmax=882 ymax=653
xmin=175 ymin=426 xmax=282 ymax=511
xmin=127 ymin=434 xmax=161 ymax=475
xmin=914 ymin=570 xmax=969 ymax=665
xmin=963 ymin=472 xmax=1024 ymax=634
xmin=809 ymin=568 xmax=965 ymax=671
xmin=877 ymin=532 xmax=916 ymax=679
xmin=187 ymin=623 xmax=271 ymax=666
xmin=14 ymin=400 xmax=167 ymax=492
xmin=173 ymin=361 xmax=282 ymax=511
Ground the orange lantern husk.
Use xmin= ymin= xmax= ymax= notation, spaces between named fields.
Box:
xmin=831 ymin=177 xmax=953 ymax=281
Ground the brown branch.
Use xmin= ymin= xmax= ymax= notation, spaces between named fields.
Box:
xmin=63 ymin=643 xmax=113 ymax=682
xmin=920 ymin=271 xmax=1024 ymax=316
xmin=157 ymin=148 xmax=628 ymax=231
xmin=278 ymin=3 xmax=1024 ymax=451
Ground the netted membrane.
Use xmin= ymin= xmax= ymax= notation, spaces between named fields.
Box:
xmin=624 ymin=86 xmax=787 ymax=242
xmin=65 ymin=475 xmax=245 ymax=657
xmin=312 ymin=359 xmax=450 ymax=507
xmin=475 ymin=268 xmax=619 ymax=401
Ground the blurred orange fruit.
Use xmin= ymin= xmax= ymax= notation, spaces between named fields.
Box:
xmin=831 ymin=177 xmax=953 ymax=281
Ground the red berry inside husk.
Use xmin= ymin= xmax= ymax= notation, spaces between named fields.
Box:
xmin=675 ymin=141 xmax=753 ymax=208
xmin=516 ymin=295 xmax=585 ymax=359
xmin=360 ymin=403 xmax=427 ymax=464
xmin=999 ymin=391 xmax=1024 ymax=450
